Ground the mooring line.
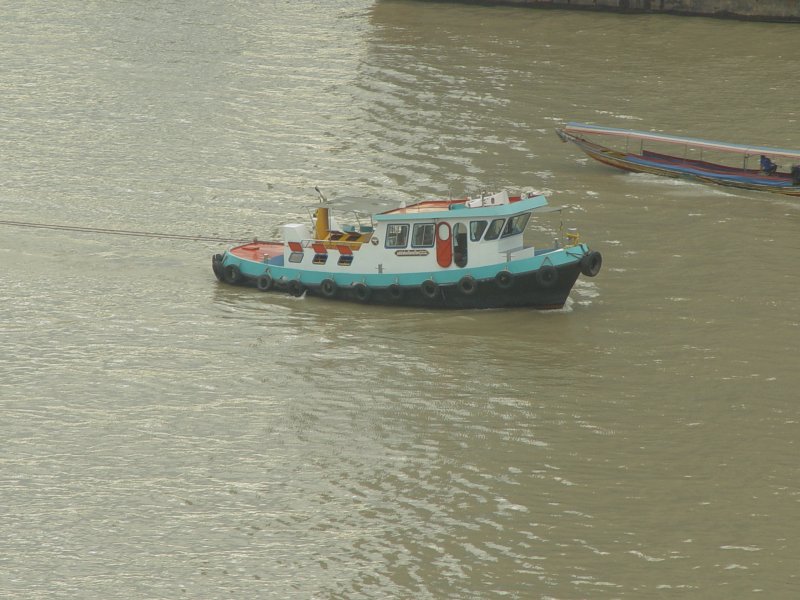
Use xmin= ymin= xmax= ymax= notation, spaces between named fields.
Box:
xmin=0 ymin=219 xmax=246 ymax=243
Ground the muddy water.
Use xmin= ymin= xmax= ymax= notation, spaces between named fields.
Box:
xmin=1 ymin=1 xmax=798 ymax=597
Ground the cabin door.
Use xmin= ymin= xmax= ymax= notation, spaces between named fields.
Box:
xmin=452 ymin=223 xmax=467 ymax=267
xmin=435 ymin=222 xmax=452 ymax=268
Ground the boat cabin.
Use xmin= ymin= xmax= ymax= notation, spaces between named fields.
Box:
xmin=280 ymin=190 xmax=557 ymax=274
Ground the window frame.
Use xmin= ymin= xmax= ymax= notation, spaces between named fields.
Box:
xmin=385 ymin=223 xmax=410 ymax=249
xmin=483 ymin=218 xmax=506 ymax=241
xmin=501 ymin=213 xmax=531 ymax=238
xmin=470 ymin=220 xmax=488 ymax=242
xmin=411 ymin=223 xmax=435 ymax=248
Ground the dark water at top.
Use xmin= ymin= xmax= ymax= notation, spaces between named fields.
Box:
xmin=1 ymin=1 xmax=798 ymax=597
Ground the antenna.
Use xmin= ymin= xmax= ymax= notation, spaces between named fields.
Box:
xmin=314 ymin=186 xmax=327 ymax=203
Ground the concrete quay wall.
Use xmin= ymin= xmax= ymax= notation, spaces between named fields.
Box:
xmin=447 ymin=1 xmax=800 ymax=21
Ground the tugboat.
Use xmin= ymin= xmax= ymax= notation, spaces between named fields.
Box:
xmin=212 ymin=187 xmax=602 ymax=309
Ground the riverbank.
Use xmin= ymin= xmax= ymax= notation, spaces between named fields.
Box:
xmin=420 ymin=0 xmax=800 ymax=22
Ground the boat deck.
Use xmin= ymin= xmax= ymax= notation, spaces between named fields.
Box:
xmin=230 ymin=241 xmax=285 ymax=265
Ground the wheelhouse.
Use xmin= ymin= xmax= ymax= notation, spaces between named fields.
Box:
xmin=370 ymin=190 xmax=548 ymax=270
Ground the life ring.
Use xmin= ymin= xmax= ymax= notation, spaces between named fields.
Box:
xmin=320 ymin=278 xmax=337 ymax=298
xmin=287 ymin=280 xmax=305 ymax=297
xmin=536 ymin=264 xmax=558 ymax=288
xmin=387 ymin=284 xmax=403 ymax=301
xmin=222 ymin=264 xmax=242 ymax=285
xmin=580 ymin=251 xmax=602 ymax=277
xmin=353 ymin=282 xmax=371 ymax=302
xmin=495 ymin=270 xmax=513 ymax=289
xmin=457 ymin=275 xmax=477 ymax=296
xmin=212 ymin=254 xmax=225 ymax=281
xmin=256 ymin=273 xmax=273 ymax=291
xmin=420 ymin=279 xmax=438 ymax=299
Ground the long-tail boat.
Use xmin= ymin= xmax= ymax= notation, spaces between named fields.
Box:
xmin=212 ymin=187 xmax=602 ymax=310
xmin=556 ymin=122 xmax=800 ymax=196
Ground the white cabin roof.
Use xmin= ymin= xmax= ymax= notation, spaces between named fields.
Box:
xmin=374 ymin=194 xmax=549 ymax=222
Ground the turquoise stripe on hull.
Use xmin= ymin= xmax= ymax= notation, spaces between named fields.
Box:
xmin=222 ymin=244 xmax=590 ymax=288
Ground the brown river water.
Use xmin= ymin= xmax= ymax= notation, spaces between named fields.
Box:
xmin=1 ymin=1 xmax=798 ymax=597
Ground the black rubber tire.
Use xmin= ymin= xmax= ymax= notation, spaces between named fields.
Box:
xmin=222 ymin=264 xmax=242 ymax=285
xmin=580 ymin=251 xmax=602 ymax=277
xmin=536 ymin=264 xmax=558 ymax=288
xmin=387 ymin=284 xmax=403 ymax=301
xmin=353 ymin=282 xmax=371 ymax=302
xmin=495 ymin=270 xmax=513 ymax=289
xmin=212 ymin=254 xmax=225 ymax=281
xmin=457 ymin=275 xmax=477 ymax=296
xmin=256 ymin=274 xmax=273 ymax=291
xmin=420 ymin=279 xmax=438 ymax=299
xmin=320 ymin=278 xmax=337 ymax=298
xmin=287 ymin=280 xmax=305 ymax=297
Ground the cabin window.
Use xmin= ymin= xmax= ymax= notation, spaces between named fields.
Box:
xmin=411 ymin=223 xmax=435 ymax=247
xmin=501 ymin=213 xmax=530 ymax=238
xmin=453 ymin=223 xmax=468 ymax=268
xmin=385 ymin=224 xmax=409 ymax=248
xmin=312 ymin=254 xmax=328 ymax=265
xmin=289 ymin=252 xmax=304 ymax=263
xmin=337 ymin=255 xmax=353 ymax=266
xmin=470 ymin=220 xmax=488 ymax=241
xmin=484 ymin=218 xmax=506 ymax=241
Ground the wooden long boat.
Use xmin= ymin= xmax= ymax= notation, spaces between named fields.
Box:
xmin=556 ymin=122 xmax=800 ymax=196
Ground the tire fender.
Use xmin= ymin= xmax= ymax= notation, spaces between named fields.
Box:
xmin=353 ymin=282 xmax=371 ymax=302
xmin=212 ymin=254 xmax=225 ymax=281
xmin=420 ymin=279 xmax=438 ymax=299
xmin=495 ymin=270 xmax=513 ymax=289
xmin=580 ymin=251 xmax=602 ymax=277
xmin=223 ymin=264 xmax=242 ymax=285
xmin=457 ymin=275 xmax=477 ymax=296
xmin=536 ymin=264 xmax=558 ymax=288
xmin=320 ymin=278 xmax=337 ymax=298
xmin=387 ymin=284 xmax=403 ymax=301
xmin=256 ymin=273 xmax=273 ymax=291
xmin=287 ymin=280 xmax=305 ymax=297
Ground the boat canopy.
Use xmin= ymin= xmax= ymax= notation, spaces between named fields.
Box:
xmin=563 ymin=122 xmax=800 ymax=161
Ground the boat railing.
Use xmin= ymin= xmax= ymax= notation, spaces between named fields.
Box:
xmin=339 ymin=209 xmax=374 ymax=232
xmin=303 ymin=205 xmax=375 ymax=233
